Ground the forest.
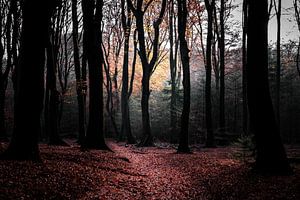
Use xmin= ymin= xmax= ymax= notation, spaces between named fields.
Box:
xmin=0 ymin=0 xmax=300 ymax=199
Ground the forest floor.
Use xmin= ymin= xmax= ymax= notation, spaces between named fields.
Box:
xmin=0 ymin=140 xmax=300 ymax=200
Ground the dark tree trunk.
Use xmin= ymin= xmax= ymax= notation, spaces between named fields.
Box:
xmin=82 ymin=0 xmax=108 ymax=150
xmin=140 ymin=71 xmax=153 ymax=146
xmin=11 ymin=0 xmax=19 ymax=86
xmin=103 ymin=53 xmax=120 ymax=139
xmin=0 ymin=80 xmax=7 ymax=141
xmin=275 ymin=0 xmax=281 ymax=126
xmin=0 ymin=2 xmax=13 ymax=141
xmin=0 ymin=0 xmax=56 ymax=160
xmin=204 ymin=0 xmax=215 ymax=147
xmin=46 ymin=43 xmax=65 ymax=145
xmin=44 ymin=85 xmax=50 ymax=139
xmin=247 ymin=0 xmax=291 ymax=174
xmin=177 ymin=0 xmax=191 ymax=153
xmin=0 ymin=15 xmax=7 ymax=140
xmin=242 ymin=0 xmax=248 ymax=135
xmin=120 ymin=0 xmax=136 ymax=144
xmin=219 ymin=0 xmax=225 ymax=134
xmin=72 ymin=0 xmax=86 ymax=144
xmin=0 ymin=86 xmax=7 ymax=140
xmin=128 ymin=0 xmax=167 ymax=147
xmin=169 ymin=0 xmax=178 ymax=144
xmin=135 ymin=13 xmax=154 ymax=147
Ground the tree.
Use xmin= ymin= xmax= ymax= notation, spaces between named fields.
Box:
xmin=169 ymin=0 xmax=179 ymax=143
xmin=72 ymin=0 xmax=86 ymax=144
xmin=274 ymin=0 xmax=281 ymax=125
xmin=102 ymin=1 xmax=122 ymax=139
xmin=242 ymin=0 xmax=248 ymax=135
xmin=0 ymin=0 xmax=58 ymax=160
xmin=177 ymin=0 xmax=191 ymax=153
xmin=247 ymin=0 xmax=291 ymax=174
xmin=120 ymin=0 xmax=136 ymax=144
xmin=204 ymin=0 xmax=215 ymax=147
xmin=0 ymin=0 xmax=10 ymax=141
xmin=128 ymin=0 xmax=167 ymax=146
xmin=82 ymin=0 xmax=108 ymax=150
xmin=44 ymin=1 xmax=69 ymax=145
xmin=219 ymin=0 xmax=225 ymax=134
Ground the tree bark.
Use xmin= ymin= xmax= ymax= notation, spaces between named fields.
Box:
xmin=275 ymin=0 xmax=281 ymax=126
xmin=177 ymin=0 xmax=191 ymax=153
xmin=0 ymin=2 xmax=13 ymax=141
xmin=247 ymin=0 xmax=291 ymax=174
xmin=219 ymin=0 xmax=225 ymax=134
xmin=169 ymin=0 xmax=178 ymax=144
xmin=128 ymin=0 xmax=167 ymax=147
xmin=242 ymin=0 xmax=248 ymax=135
xmin=82 ymin=0 xmax=108 ymax=150
xmin=204 ymin=0 xmax=215 ymax=147
xmin=120 ymin=0 xmax=136 ymax=144
xmin=46 ymin=43 xmax=65 ymax=145
xmin=72 ymin=0 xmax=86 ymax=144
xmin=0 ymin=0 xmax=57 ymax=160
xmin=0 ymin=10 xmax=7 ymax=140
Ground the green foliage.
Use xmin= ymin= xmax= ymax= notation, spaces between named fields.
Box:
xmin=233 ymin=134 xmax=256 ymax=163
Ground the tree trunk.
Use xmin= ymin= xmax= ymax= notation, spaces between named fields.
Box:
xmin=121 ymin=0 xmax=136 ymax=144
xmin=46 ymin=43 xmax=65 ymax=145
xmin=140 ymin=72 xmax=153 ymax=146
xmin=219 ymin=0 xmax=225 ymax=134
xmin=0 ymin=18 xmax=7 ymax=140
xmin=169 ymin=0 xmax=178 ymax=144
xmin=0 ymin=0 xmax=56 ymax=160
xmin=82 ymin=0 xmax=108 ymax=150
xmin=275 ymin=0 xmax=281 ymax=126
xmin=0 ymin=2 xmax=13 ymax=141
xmin=134 ymin=13 xmax=154 ymax=147
xmin=0 ymin=80 xmax=7 ymax=141
xmin=120 ymin=31 xmax=136 ymax=143
xmin=128 ymin=0 xmax=167 ymax=147
xmin=242 ymin=0 xmax=248 ymax=135
xmin=204 ymin=0 xmax=215 ymax=147
xmin=72 ymin=0 xmax=86 ymax=144
xmin=247 ymin=0 xmax=291 ymax=174
xmin=177 ymin=0 xmax=191 ymax=153
xmin=11 ymin=0 xmax=19 ymax=84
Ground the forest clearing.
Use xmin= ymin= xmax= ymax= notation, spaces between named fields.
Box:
xmin=1 ymin=140 xmax=299 ymax=200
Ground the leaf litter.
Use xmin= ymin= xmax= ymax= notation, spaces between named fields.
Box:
xmin=0 ymin=140 xmax=299 ymax=200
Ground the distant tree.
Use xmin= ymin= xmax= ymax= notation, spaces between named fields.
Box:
xmin=219 ymin=0 xmax=225 ymax=134
xmin=82 ymin=0 xmax=109 ymax=149
xmin=57 ymin=0 xmax=74 ymax=130
xmin=274 ymin=0 xmax=281 ymax=125
xmin=247 ymin=0 xmax=291 ymax=174
xmin=177 ymin=0 xmax=191 ymax=153
xmin=11 ymin=0 xmax=20 ymax=91
xmin=0 ymin=0 xmax=58 ymax=160
xmin=0 ymin=0 xmax=10 ymax=141
xmin=169 ymin=0 xmax=180 ymax=143
xmin=46 ymin=38 xmax=61 ymax=145
xmin=127 ymin=0 xmax=167 ymax=146
xmin=242 ymin=0 xmax=248 ymax=135
xmin=120 ymin=0 xmax=136 ymax=144
xmin=72 ymin=0 xmax=86 ymax=144
xmin=44 ymin=1 xmax=70 ymax=145
xmin=102 ymin=1 xmax=122 ymax=138
xmin=102 ymin=27 xmax=120 ymax=138
xmin=204 ymin=0 xmax=215 ymax=147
